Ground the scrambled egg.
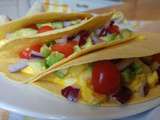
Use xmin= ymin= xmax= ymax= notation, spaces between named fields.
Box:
xmin=21 ymin=63 xmax=106 ymax=104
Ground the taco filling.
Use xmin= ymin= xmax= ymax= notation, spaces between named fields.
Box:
xmin=5 ymin=19 xmax=82 ymax=40
xmin=22 ymin=56 xmax=160 ymax=105
xmin=8 ymin=21 xmax=134 ymax=74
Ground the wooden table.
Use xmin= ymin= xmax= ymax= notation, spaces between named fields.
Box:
xmin=89 ymin=0 xmax=160 ymax=21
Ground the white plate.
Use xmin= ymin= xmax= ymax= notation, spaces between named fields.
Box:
xmin=147 ymin=106 xmax=160 ymax=120
xmin=0 ymin=75 xmax=160 ymax=120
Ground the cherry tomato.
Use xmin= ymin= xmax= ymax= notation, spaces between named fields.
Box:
xmin=19 ymin=48 xmax=31 ymax=59
xmin=25 ymin=24 xmax=38 ymax=30
xmin=152 ymin=54 xmax=160 ymax=64
xmin=31 ymin=43 xmax=42 ymax=52
xmin=52 ymin=41 xmax=76 ymax=57
xmin=38 ymin=26 xmax=53 ymax=33
xmin=107 ymin=25 xmax=120 ymax=34
xmin=92 ymin=60 xmax=121 ymax=95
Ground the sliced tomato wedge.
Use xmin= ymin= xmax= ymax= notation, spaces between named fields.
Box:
xmin=38 ymin=26 xmax=53 ymax=33
xmin=19 ymin=48 xmax=32 ymax=59
xmin=52 ymin=41 xmax=77 ymax=57
xmin=31 ymin=43 xmax=42 ymax=52
xmin=25 ymin=24 xmax=38 ymax=30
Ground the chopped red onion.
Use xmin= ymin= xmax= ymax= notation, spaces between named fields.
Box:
xmin=31 ymin=50 xmax=43 ymax=58
xmin=64 ymin=21 xmax=72 ymax=27
xmin=139 ymin=82 xmax=149 ymax=97
xmin=61 ymin=86 xmax=80 ymax=102
xmin=78 ymin=31 xmax=90 ymax=46
xmin=91 ymin=34 xmax=99 ymax=44
xmin=112 ymin=86 xmax=133 ymax=104
xmin=95 ymin=29 xmax=101 ymax=36
xmin=8 ymin=60 xmax=28 ymax=73
xmin=55 ymin=38 xmax=67 ymax=44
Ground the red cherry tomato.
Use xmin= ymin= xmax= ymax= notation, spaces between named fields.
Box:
xmin=52 ymin=41 xmax=77 ymax=57
xmin=19 ymin=48 xmax=31 ymax=59
xmin=152 ymin=54 xmax=160 ymax=63
xmin=107 ymin=25 xmax=120 ymax=34
xmin=38 ymin=26 xmax=53 ymax=33
xmin=92 ymin=60 xmax=121 ymax=95
xmin=31 ymin=43 xmax=42 ymax=52
xmin=25 ymin=24 xmax=38 ymax=30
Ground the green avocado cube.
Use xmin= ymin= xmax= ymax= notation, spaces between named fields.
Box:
xmin=45 ymin=52 xmax=64 ymax=67
xmin=74 ymin=45 xmax=81 ymax=52
xmin=101 ymin=34 xmax=116 ymax=42
xmin=29 ymin=60 xmax=46 ymax=74
xmin=54 ymin=69 xmax=68 ymax=79
xmin=120 ymin=29 xmax=132 ymax=39
xmin=82 ymin=37 xmax=93 ymax=49
xmin=121 ymin=68 xmax=134 ymax=83
xmin=40 ymin=45 xmax=51 ymax=57
xmin=52 ymin=22 xmax=64 ymax=29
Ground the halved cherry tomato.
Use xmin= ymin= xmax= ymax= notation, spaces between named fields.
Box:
xmin=92 ymin=60 xmax=121 ymax=95
xmin=152 ymin=53 xmax=160 ymax=63
xmin=52 ymin=41 xmax=77 ymax=57
xmin=31 ymin=43 xmax=42 ymax=52
xmin=25 ymin=24 xmax=38 ymax=30
xmin=38 ymin=26 xmax=53 ymax=33
xmin=19 ymin=48 xmax=31 ymax=59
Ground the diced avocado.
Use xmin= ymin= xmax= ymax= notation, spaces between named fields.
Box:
xmin=122 ymin=68 xmax=134 ymax=83
xmin=45 ymin=52 xmax=64 ymax=67
xmin=116 ymin=34 xmax=123 ymax=40
xmin=54 ymin=69 xmax=68 ymax=79
xmin=36 ymin=22 xmax=53 ymax=28
xmin=40 ymin=45 xmax=51 ymax=57
xmin=82 ymin=37 xmax=93 ymax=49
xmin=131 ymin=62 xmax=143 ymax=74
xmin=120 ymin=29 xmax=132 ymax=39
xmin=7 ymin=28 xmax=37 ymax=40
xmin=52 ymin=22 xmax=64 ymax=29
xmin=28 ymin=60 xmax=46 ymax=74
xmin=101 ymin=34 xmax=116 ymax=42
xmin=74 ymin=45 xmax=81 ymax=52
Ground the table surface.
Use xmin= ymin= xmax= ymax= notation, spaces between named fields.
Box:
xmin=1 ymin=0 xmax=160 ymax=120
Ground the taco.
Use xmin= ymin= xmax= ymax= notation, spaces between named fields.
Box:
xmin=0 ymin=12 xmax=134 ymax=83
xmin=0 ymin=12 xmax=93 ymax=46
xmin=31 ymin=32 xmax=160 ymax=105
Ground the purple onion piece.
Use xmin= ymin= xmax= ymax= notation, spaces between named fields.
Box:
xmin=67 ymin=35 xmax=76 ymax=42
xmin=61 ymin=86 xmax=80 ymax=102
xmin=98 ymin=27 xmax=107 ymax=37
xmin=112 ymin=86 xmax=133 ymax=104
xmin=78 ymin=31 xmax=90 ymax=46
xmin=8 ymin=60 xmax=28 ymax=73
xmin=91 ymin=34 xmax=99 ymax=44
xmin=55 ymin=38 xmax=67 ymax=44
xmin=139 ymin=82 xmax=150 ymax=97
xmin=63 ymin=21 xmax=72 ymax=27
xmin=31 ymin=50 xmax=43 ymax=58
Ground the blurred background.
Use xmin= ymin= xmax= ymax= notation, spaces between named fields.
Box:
xmin=0 ymin=0 xmax=122 ymax=19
